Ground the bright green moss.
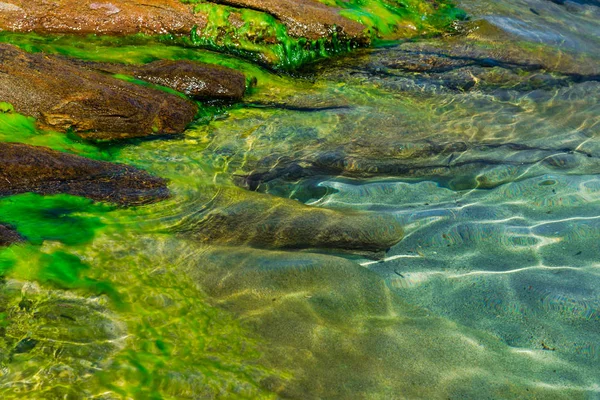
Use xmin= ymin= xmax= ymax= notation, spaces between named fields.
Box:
xmin=0 ymin=103 xmax=115 ymax=160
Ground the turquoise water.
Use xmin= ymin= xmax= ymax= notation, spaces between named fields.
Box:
xmin=1 ymin=0 xmax=600 ymax=398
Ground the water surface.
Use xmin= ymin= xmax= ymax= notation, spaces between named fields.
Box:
xmin=1 ymin=0 xmax=599 ymax=398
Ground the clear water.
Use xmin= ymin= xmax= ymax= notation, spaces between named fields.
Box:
xmin=1 ymin=0 xmax=599 ymax=398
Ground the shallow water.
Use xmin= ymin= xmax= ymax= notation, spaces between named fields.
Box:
xmin=1 ymin=0 xmax=600 ymax=399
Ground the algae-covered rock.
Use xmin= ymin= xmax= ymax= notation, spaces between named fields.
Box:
xmin=210 ymin=0 xmax=368 ymax=40
xmin=0 ymin=142 xmax=169 ymax=206
xmin=0 ymin=44 xmax=197 ymax=140
xmin=0 ymin=0 xmax=464 ymax=68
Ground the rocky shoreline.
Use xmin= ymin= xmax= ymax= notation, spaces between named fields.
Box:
xmin=1 ymin=1 xmax=600 ymax=398
xmin=0 ymin=0 xmax=465 ymax=245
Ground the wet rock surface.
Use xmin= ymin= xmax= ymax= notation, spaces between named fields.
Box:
xmin=73 ymin=59 xmax=247 ymax=100
xmin=0 ymin=44 xmax=197 ymax=140
xmin=0 ymin=142 xmax=169 ymax=206
xmin=240 ymin=140 xmax=600 ymax=192
xmin=311 ymin=37 xmax=600 ymax=95
xmin=0 ymin=0 xmax=205 ymax=36
xmin=0 ymin=0 xmax=368 ymax=43
xmin=0 ymin=224 xmax=24 ymax=247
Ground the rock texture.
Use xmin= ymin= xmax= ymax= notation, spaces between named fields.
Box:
xmin=210 ymin=0 xmax=367 ymax=40
xmin=0 ymin=0 xmax=367 ymax=41
xmin=0 ymin=44 xmax=198 ymax=140
xmin=0 ymin=224 xmax=24 ymax=247
xmin=73 ymin=59 xmax=247 ymax=100
xmin=0 ymin=0 xmax=206 ymax=36
xmin=0 ymin=142 xmax=169 ymax=205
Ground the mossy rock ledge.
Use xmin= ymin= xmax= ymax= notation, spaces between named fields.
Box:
xmin=0 ymin=0 xmax=464 ymax=68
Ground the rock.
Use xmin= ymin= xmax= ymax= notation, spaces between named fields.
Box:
xmin=73 ymin=59 xmax=247 ymax=100
xmin=175 ymin=188 xmax=402 ymax=253
xmin=0 ymin=0 xmax=205 ymax=36
xmin=0 ymin=0 xmax=367 ymax=42
xmin=0 ymin=142 xmax=169 ymax=206
xmin=0 ymin=44 xmax=197 ymax=140
xmin=0 ymin=224 xmax=24 ymax=247
xmin=210 ymin=0 xmax=367 ymax=41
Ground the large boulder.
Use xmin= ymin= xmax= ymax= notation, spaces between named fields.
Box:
xmin=0 ymin=44 xmax=197 ymax=140
xmin=0 ymin=142 xmax=169 ymax=206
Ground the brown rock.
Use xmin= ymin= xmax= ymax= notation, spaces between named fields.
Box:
xmin=211 ymin=0 xmax=368 ymax=41
xmin=0 ymin=142 xmax=169 ymax=206
xmin=0 ymin=0 xmax=206 ymax=36
xmin=0 ymin=44 xmax=198 ymax=140
xmin=73 ymin=59 xmax=247 ymax=100
xmin=0 ymin=0 xmax=368 ymax=43
xmin=0 ymin=224 xmax=25 ymax=247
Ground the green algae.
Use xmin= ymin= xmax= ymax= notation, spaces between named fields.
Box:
xmin=319 ymin=0 xmax=466 ymax=38
xmin=183 ymin=0 xmax=465 ymax=68
xmin=0 ymin=103 xmax=114 ymax=160
xmin=0 ymin=247 xmax=120 ymax=304
xmin=63 ymin=236 xmax=286 ymax=399
xmin=0 ymin=194 xmax=111 ymax=246
xmin=187 ymin=3 xmax=356 ymax=69
xmin=0 ymin=194 xmax=116 ymax=298
xmin=37 ymin=252 xmax=122 ymax=303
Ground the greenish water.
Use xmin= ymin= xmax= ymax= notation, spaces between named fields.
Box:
xmin=1 ymin=0 xmax=600 ymax=398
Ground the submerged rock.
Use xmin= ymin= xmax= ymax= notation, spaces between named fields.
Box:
xmin=0 ymin=142 xmax=169 ymax=206
xmin=0 ymin=44 xmax=197 ymax=140
xmin=175 ymin=188 xmax=402 ymax=253
xmin=0 ymin=282 xmax=126 ymax=397
xmin=73 ymin=59 xmax=247 ymax=100
xmin=0 ymin=224 xmax=24 ymax=247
